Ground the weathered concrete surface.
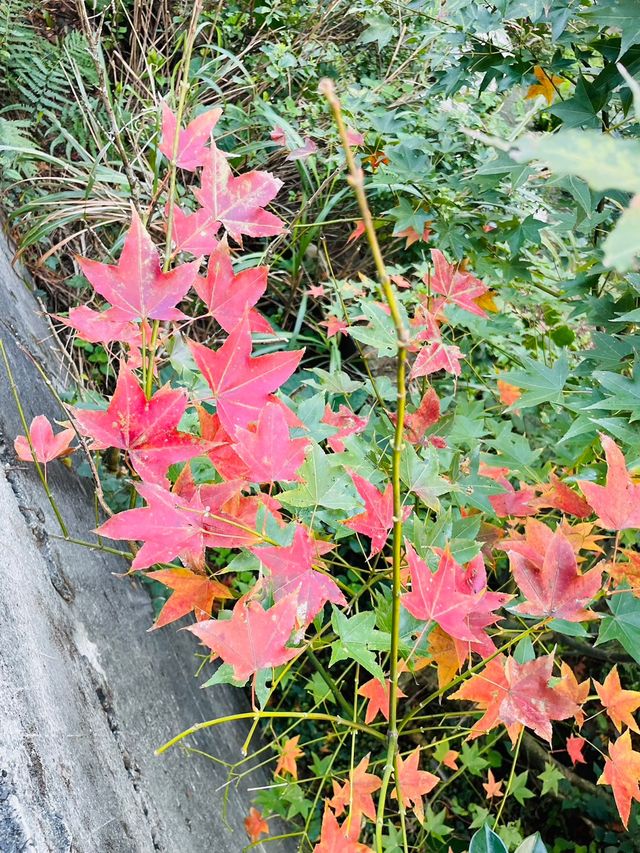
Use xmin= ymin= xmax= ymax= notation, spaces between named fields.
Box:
xmin=0 ymin=236 xmax=292 ymax=853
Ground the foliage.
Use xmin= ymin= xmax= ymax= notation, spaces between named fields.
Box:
xmin=4 ymin=1 xmax=640 ymax=851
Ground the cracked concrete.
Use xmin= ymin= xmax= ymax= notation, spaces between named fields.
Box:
xmin=0 ymin=237 xmax=293 ymax=852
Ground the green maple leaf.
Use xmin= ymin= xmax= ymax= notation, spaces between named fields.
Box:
xmin=510 ymin=770 xmax=535 ymax=805
xmin=278 ymin=443 xmax=357 ymax=511
xmin=583 ymin=0 xmax=640 ymax=57
xmin=502 ymin=355 xmax=569 ymax=408
xmin=538 ymin=762 xmax=564 ymax=797
xmin=597 ymin=587 xmax=640 ymax=663
xmin=329 ymin=609 xmax=390 ymax=683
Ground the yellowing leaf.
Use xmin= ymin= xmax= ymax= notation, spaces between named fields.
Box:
xmin=526 ymin=66 xmax=563 ymax=106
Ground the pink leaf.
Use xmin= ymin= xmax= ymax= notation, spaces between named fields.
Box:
xmin=232 ymin=401 xmax=310 ymax=483
xmin=194 ymin=145 xmax=285 ymax=243
xmin=194 ymin=239 xmax=272 ymax=334
xmin=14 ymin=415 xmax=75 ymax=464
xmin=189 ymin=312 xmax=303 ymax=433
xmin=188 ymin=594 xmax=301 ymax=682
xmin=253 ymin=524 xmax=346 ymax=625
xmin=159 ymin=101 xmax=222 ymax=171
xmin=77 ymin=209 xmax=199 ymax=323
xmin=71 ymin=362 xmax=210 ymax=484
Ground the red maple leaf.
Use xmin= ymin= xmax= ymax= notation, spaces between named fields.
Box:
xmin=481 ymin=465 xmax=537 ymax=518
xmin=321 ymin=316 xmax=349 ymax=338
xmin=194 ymin=238 xmax=272 ymax=334
xmin=505 ymin=526 xmax=603 ymax=622
xmin=14 ymin=415 xmax=74 ymax=464
xmin=159 ymin=101 xmax=222 ymax=171
xmin=253 ymin=524 xmax=346 ymax=625
xmin=147 ymin=567 xmax=233 ymax=628
xmin=72 ymin=363 xmax=209 ymax=484
xmin=169 ymin=204 xmax=221 ymax=256
xmin=566 ymin=735 xmax=587 ymax=766
xmin=189 ymin=313 xmax=303 ymax=433
xmin=77 ymin=209 xmax=199 ymax=323
xmin=188 ymin=594 xmax=301 ymax=682
xmin=193 ymin=144 xmax=285 ymax=243
xmin=401 ymin=543 xmax=485 ymax=642
xmin=323 ymin=405 xmax=368 ymax=453
xmin=328 ymin=755 xmax=381 ymax=825
xmin=577 ymin=435 xmax=640 ymax=531
xmin=531 ymin=472 xmax=592 ymax=518
xmin=233 ymin=401 xmax=310 ymax=483
xmin=347 ymin=220 xmax=365 ymax=244
xmin=598 ymin=731 xmax=640 ymax=828
xmin=345 ymin=471 xmax=410 ymax=556
xmin=56 ymin=305 xmax=143 ymax=345
xmin=390 ymin=747 xmax=438 ymax=822
xmin=449 ymin=551 xmax=511 ymax=660
xmin=410 ymin=339 xmax=463 ymax=378
xmin=197 ymin=406 xmax=250 ymax=480
xmin=427 ymin=249 xmax=488 ymax=317
xmin=402 ymin=388 xmax=441 ymax=444
xmin=244 ymin=807 xmax=269 ymax=843
xmin=357 ymin=677 xmax=406 ymax=725
xmin=95 ymin=480 xmax=244 ymax=570
xmin=313 ymin=806 xmax=373 ymax=852
xmin=450 ymin=653 xmax=577 ymax=744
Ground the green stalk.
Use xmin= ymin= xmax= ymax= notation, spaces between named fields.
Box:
xmin=0 ymin=339 xmax=69 ymax=537
xmin=144 ymin=0 xmax=204 ymax=400
xmin=321 ymin=79 xmax=409 ymax=853
xmin=155 ymin=710 xmax=386 ymax=756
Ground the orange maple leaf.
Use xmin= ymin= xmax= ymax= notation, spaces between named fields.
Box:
xmin=595 ymin=666 xmax=640 ymax=734
xmin=598 ymin=731 xmax=640 ymax=828
xmin=607 ymin=550 xmax=640 ymax=593
xmin=147 ymin=567 xmax=233 ymax=629
xmin=328 ymin=755 xmax=382 ymax=825
xmin=244 ymin=807 xmax=269 ymax=842
xmin=274 ymin=735 xmax=304 ymax=779
xmin=483 ymin=769 xmax=504 ymax=799
xmin=391 ymin=747 xmax=439 ymax=823
xmin=427 ymin=624 xmax=463 ymax=689
xmin=313 ymin=805 xmax=373 ymax=852
xmin=474 ymin=290 xmax=499 ymax=313
xmin=357 ymin=678 xmax=406 ymax=725
xmin=497 ymin=378 xmax=521 ymax=407
xmin=556 ymin=662 xmax=590 ymax=728
xmin=442 ymin=749 xmax=459 ymax=770
xmin=526 ymin=66 xmax=563 ymax=105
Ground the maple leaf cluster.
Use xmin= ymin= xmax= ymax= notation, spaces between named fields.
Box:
xmin=16 ymin=97 xmax=640 ymax=843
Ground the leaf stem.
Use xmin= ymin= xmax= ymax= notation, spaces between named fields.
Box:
xmin=321 ymin=78 xmax=409 ymax=853
xmin=0 ymin=339 xmax=69 ymax=537
xmin=155 ymin=710 xmax=386 ymax=756
xmin=306 ymin=647 xmax=355 ymax=719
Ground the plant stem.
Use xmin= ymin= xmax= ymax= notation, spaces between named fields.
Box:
xmin=155 ymin=710 xmax=386 ymax=756
xmin=0 ymin=339 xmax=69 ymax=537
xmin=306 ymin=648 xmax=355 ymax=719
xmin=144 ymin=0 xmax=204 ymax=400
xmin=321 ymin=78 xmax=409 ymax=853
